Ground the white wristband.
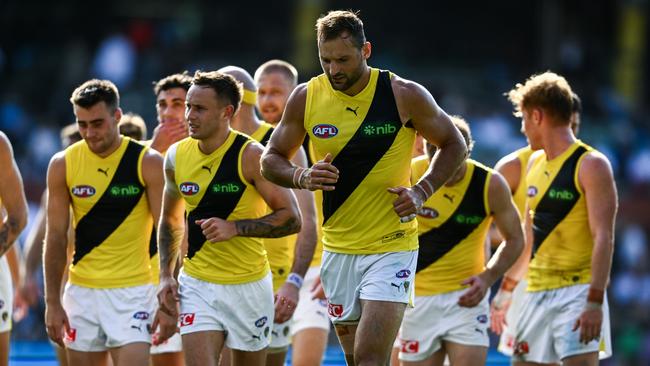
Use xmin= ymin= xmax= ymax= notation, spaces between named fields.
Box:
xmin=286 ymin=272 xmax=304 ymax=289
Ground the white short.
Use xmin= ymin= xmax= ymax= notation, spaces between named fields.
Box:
xmin=320 ymin=250 xmax=417 ymax=324
xmin=497 ymin=279 xmax=527 ymax=356
xmin=150 ymin=332 xmax=183 ymax=355
xmin=291 ymin=266 xmax=330 ymax=336
xmin=398 ymin=289 xmax=490 ymax=362
xmin=513 ymin=284 xmax=612 ymax=363
xmin=0 ymin=257 xmax=12 ymax=333
xmin=270 ymin=319 xmax=291 ymax=350
xmin=62 ymin=283 xmax=156 ymax=352
xmin=178 ymin=270 xmax=274 ymax=352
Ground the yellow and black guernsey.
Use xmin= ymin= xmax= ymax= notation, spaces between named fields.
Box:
xmin=250 ymin=122 xmax=275 ymax=146
xmin=172 ymin=131 xmax=269 ymax=284
xmin=411 ymin=157 xmax=493 ymax=295
xmin=250 ymin=123 xmax=295 ymax=291
xmin=66 ymin=137 xmax=153 ymax=288
xmin=526 ymin=140 xmax=594 ymax=292
xmin=512 ymin=145 xmax=534 ymax=218
xmin=305 ymin=68 xmax=417 ymax=254
xmin=302 ymin=136 xmax=325 ymax=268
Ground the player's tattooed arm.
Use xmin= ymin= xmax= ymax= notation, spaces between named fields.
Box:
xmin=157 ymin=152 xmax=185 ymax=277
xmin=235 ymin=211 xmax=301 ymax=238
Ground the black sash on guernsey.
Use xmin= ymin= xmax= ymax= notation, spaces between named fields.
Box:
xmin=186 ymin=134 xmax=248 ymax=259
xmin=323 ymin=70 xmax=404 ymax=224
xmin=260 ymin=127 xmax=274 ymax=146
xmin=149 ymin=231 xmax=157 ymax=258
xmin=302 ymin=136 xmax=314 ymax=166
xmin=532 ymin=146 xmax=588 ymax=255
xmin=416 ymin=166 xmax=488 ymax=272
xmin=73 ymin=141 xmax=145 ymax=264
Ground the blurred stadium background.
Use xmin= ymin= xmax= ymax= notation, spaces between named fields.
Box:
xmin=1 ymin=0 xmax=649 ymax=365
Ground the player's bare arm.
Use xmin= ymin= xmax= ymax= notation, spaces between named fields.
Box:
xmin=388 ymin=76 xmax=467 ymax=218
xmin=573 ymin=151 xmax=617 ymax=344
xmin=460 ymin=173 xmax=524 ymax=309
xmin=0 ymin=133 xmax=28 ymax=256
xmin=141 ymin=149 xmax=164 ymax=233
xmin=236 ymin=142 xmax=302 ymax=238
xmin=261 ymin=84 xmax=339 ymax=191
xmin=43 ymin=152 xmax=71 ymax=347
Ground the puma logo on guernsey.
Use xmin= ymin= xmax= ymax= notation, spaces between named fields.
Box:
xmin=443 ymin=193 xmax=455 ymax=203
xmin=212 ymin=183 xmax=241 ymax=193
xmin=345 ymin=106 xmax=359 ymax=116
xmin=97 ymin=167 xmax=110 ymax=177
xmin=201 ymin=165 xmax=213 ymax=174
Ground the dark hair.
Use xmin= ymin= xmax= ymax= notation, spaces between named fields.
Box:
xmin=254 ymin=60 xmax=298 ymax=87
xmin=191 ymin=71 xmax=243 ymax=114
xmin=316 ymin=10 xmax=366 ymax=48
xmin=571 ymin=92 xmax=582 ymax=114
xmin=70 ymin=79 xmax=119 ymax=111
xmin=153 ymin=71 xmax=192 ymax=96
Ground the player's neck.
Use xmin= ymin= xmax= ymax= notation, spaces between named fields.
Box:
xmin=94 ymin=134 xmax=122 ymax=158
xmin=542 ymin=128 xmax=576 ymax=160
xmin=341 ymin=66 xmax=371 ymax=96
xmin=198 ymin=125 xmax=231 ymax=155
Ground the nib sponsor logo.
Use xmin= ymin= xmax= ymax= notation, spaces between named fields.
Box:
xmin=327 ymin=302 xmax=343 ymax=318
xmin=400 ymin=339 xmax=419 ymax=353
xmin=179 ymin=313 xmax=195 ymax=327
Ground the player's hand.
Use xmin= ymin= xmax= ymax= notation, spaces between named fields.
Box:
xmin=45 ymin=302 xmax=71 ymax=348
xmin=573 ymin=305 xmax=603 ymax=344
xmin=297 ymin=153 xmax=339 ymax=191
xmin=311 ymin=275 xmax=326 ymax=300
xmin=17 ymin=276 xmax=40 ymax=307
xmin=151 ymin=307 xmax=179 ymax=345
xmin=157 ymin=275 xmax=180 ymax=319
xmin=150 ymin=121 xmax=188 ymax=153
xmin=458 ymin=275 xmax=489 ymax=307
xmin=490 ymin=289 xmax=513 ymax=335
xmin=387 ymin=186 xmax=425 ymax=222
xmin=274 ymin=283 xmax=299 ymax=323
xmin=196 ymin=218 xmax=237 ymax=243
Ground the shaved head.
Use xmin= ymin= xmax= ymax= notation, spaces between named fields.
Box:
xmin=218 ymin=66 xmax=257 ymax=92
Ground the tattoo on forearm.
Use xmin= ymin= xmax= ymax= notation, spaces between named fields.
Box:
xmin=158 ymin=221 xmax=183 ymax=273
xmin=235 ymin=214 xmax=300 ymax=238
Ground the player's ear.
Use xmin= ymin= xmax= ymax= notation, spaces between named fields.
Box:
xmin=362 ymin=42 xmax=371 ymax=60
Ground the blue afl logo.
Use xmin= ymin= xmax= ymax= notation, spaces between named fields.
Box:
xmin=255 ymin=316 xmax=268 ymax=328
xmin=71 ymin=185 xmax=96 ymax=198
xmin=312 ymin=124 xmax=339 ymax=138
xmin=179 ymin=182 xmax=200 ymax=196
xmin=527 ymin=186 xmax=538 ymax=197
xmin=132 ymin=311 xmax=149 ymax=320
xmin=396 ymin=269 xmax=411 ymax=279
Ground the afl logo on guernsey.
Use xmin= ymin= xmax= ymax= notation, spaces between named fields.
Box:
xmin=418 ymin=207 xmax=439 ymax=219
xmin=179 ymin=182 xmax=200 ymax=196
xmin=312 ymin=124 xmax=338 ymax=138
xmin=71 ymin=185 xmax=96 ymax=198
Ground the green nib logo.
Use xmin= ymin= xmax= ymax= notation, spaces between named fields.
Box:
xmin=109 ymin=184 xmax=141 ymax=197
xmin=364 ymin=126 xmax=375 ymax=135
xmin=212 ymin=183 xmax=241 ymax=193
xmin=455 ymin=214 xmax=482 ymax=225
xmin=549 ymin=189 xmax=574 ymax=200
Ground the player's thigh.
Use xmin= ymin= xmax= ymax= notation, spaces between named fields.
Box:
xmin=401 ymin=348 xmax=446 ymax=366
xmin=231 ymin=348 xmax=267 ymax=366
xmin=0 ymin=331 xmax=8 ymax=366
xmin=109 ymin=341 xmax=150 ymax=366
xmin=444 ymin=341 xmax=487 ymax=366
xmin=291 ymin=327 xmax=329 ymax=366
xmin=66 ymin=349 xmax=110 ymax=366
xmin=182 ymin=330 xmax=225 ymax=366
xmin=356 ymin=299 xmax=406 ymax=356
